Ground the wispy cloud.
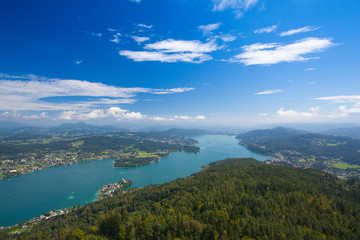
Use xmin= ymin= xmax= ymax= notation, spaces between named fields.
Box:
xmin=280 ymin=26 xmax=319 ymax=37
xmin=130 ymin=0 xmax=142 ymax=3
xmin=254 ymin=25 xmax=278 ymax=34
xmin=219 ymin=34 xmax=237 ymax=42
xmin=144 ymin=39 xmax=221 ymax=53
xmin=312 ymin=95 xmax=360 ymax=119
xmin=137 ymin=23 xmax=153 ymax=29
xmin=90 ymin=32 xmax=102 ymax=38
xmin=199 ymin=22 xmax=222 ymax=34
xmin=212 ymin=0 xmax=261 ymax=18
xmin=110 ymin=33 xmax=122 ymax=44
xmin=120 ymin=39 xmax=222 ymax=63
xmin=305 ymin=68 xmax=315 ymax=71
xmin=149 ymin=115 xmax=206 ymax=121
xmin=314 ymin=95 xmax=360 ymax=104
xmin=0 ymin=74 xmax=195 ymax=111
xmin=255 ymin=89 xmax=283 ymax=95
xmin=232 ymin=37 xmax=335 ymax=65
xmin=132 ymin=36 xmax=150 ymax=45
xmin=119 ymin=51 xmax=213 ymax=63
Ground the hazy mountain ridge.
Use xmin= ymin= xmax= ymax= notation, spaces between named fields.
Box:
xmin=323 ymin=127 xmax=360 ymax=139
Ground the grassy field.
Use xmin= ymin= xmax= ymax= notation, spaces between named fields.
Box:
xmin=137 ymin=151 xmax=160 ymax=157
xmin=333 ymin=163 xmax=360 ymax=169
xmin=326 ymin=143 xmax=340 ymax=146
xmin=306 ymin=156 xmax=316 ymax=161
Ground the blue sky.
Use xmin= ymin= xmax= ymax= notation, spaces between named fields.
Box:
xmin=0 ymin=0 xmax=360 ymax=127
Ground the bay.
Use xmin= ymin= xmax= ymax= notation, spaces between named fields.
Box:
xmin=0 ymin=135 xmax=268 ymax=227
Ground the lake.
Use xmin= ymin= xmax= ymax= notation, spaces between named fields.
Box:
xmin=0 ymin=135 xmax=268 ymax=227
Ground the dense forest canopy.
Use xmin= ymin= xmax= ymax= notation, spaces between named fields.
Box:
xmin=3 ymin=158 xmax=360 ymax=239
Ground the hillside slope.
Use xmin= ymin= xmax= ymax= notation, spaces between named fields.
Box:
xmin=3 ymin=158 xmax=360 ymax=240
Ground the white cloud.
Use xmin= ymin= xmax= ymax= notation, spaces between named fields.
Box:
xmin=212 ymin=0 xmax=261 ymax=18
xmin=280 ymin=26 xmax=319 ymax=37
xmin=0 ymin=111 xmax=22 ymax=119
xmin=57 ymin=108 xmax=204 ymax=122
xmin=130 ymin=0 xmax=141 ymax=3
xmin=314 ymin=95 xmax=360 ymax=119
xmin=132 ymin=36 xmax=150 ymax=45
xmin=174 ymin=115 xmax=192 ymax=120
xmin=149 ymin=116 xmax=168 ymax=121
xmin=258 ymin=113 xmax=268 ymax=116
xmin=173 ymin=115 xmax=206 ymax=120
xmin=23 ymin=112 xmax=48 ymax=119
xmin=144 ymin=39 xmax=222 ymax=53
xmin=232 ymin=37 xmax=335 ymax=65
xmin=124 ymin=112 xmax=145 ymax=120
xmin=314 ymin=95 xmax=360 ymax=104
xmin=90 ymin=32 xmax=102 ymax=38
xmin=0 ymin=74 xmax=195 ymax=111
xmin=60 ymin=107 xmax=146 ymax=121
xmin=79 ymin=109 xmax=107 ymax=120
xmin=255 ymin=89 xmax=283 ymax=95
xmin=219 ymin=34 xmax=237 ymax=42
xmin=305 ymin=68 xmax=315 ymax=71
xmin=107 ymin=107 xmax=128 ymax=118
xmin=152 ymin=87 xmax=195 ymax=94
xmin=137 ymin=23 xmax=153 ymax=29
xmin=254 ymin=25 xmax=278 ymax=34
xmin=110 ymin=33 xmax=122 ymax=44
xmin=119 ymin=51 xmax=213 ymax=63
xmin=276 ymin=106 xmax=320 ymax=121
xmin=199 ymin=22 xmax=221 ymax=34
xmin=120 ymin=39 xmax=222 ymax=63
xmin=59 ymin=111 xmax=76 ymax=120
xmin=75 ymin=60 xmax=83 ymax=65
xmin=107 ymin=28 xmax=120 ymax=32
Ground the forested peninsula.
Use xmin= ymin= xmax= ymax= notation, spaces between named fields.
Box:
xmin=237 ymin=127 xmax=360 ymax=178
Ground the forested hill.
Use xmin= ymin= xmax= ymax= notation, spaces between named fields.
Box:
xmin=237 ymin=127 xmax=360 ymax=178
xmin=323 ymin=127 xmax=360 ymax=139
xmin=238 ymin=126 xmax=307 ymax=141
xmin=3 ymin=158 xmax=360 ymax=239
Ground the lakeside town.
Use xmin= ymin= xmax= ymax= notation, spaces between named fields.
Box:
xmin=0 ymin=131 xmax=199 ymax=179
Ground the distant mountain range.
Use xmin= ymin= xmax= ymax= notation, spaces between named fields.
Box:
xmin=322 ymin=127 xmax=360 ymax=139
xmin=0 ymin=121 xmax=125 ymax=136
xmin=49 ymin=122 xmax=122 ymax=133
xmin=162 ymin=128 xmax=210 ymax=136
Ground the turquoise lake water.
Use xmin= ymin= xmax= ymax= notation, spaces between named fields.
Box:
xmin=0 ymin=135 xmax=268 ymax=227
